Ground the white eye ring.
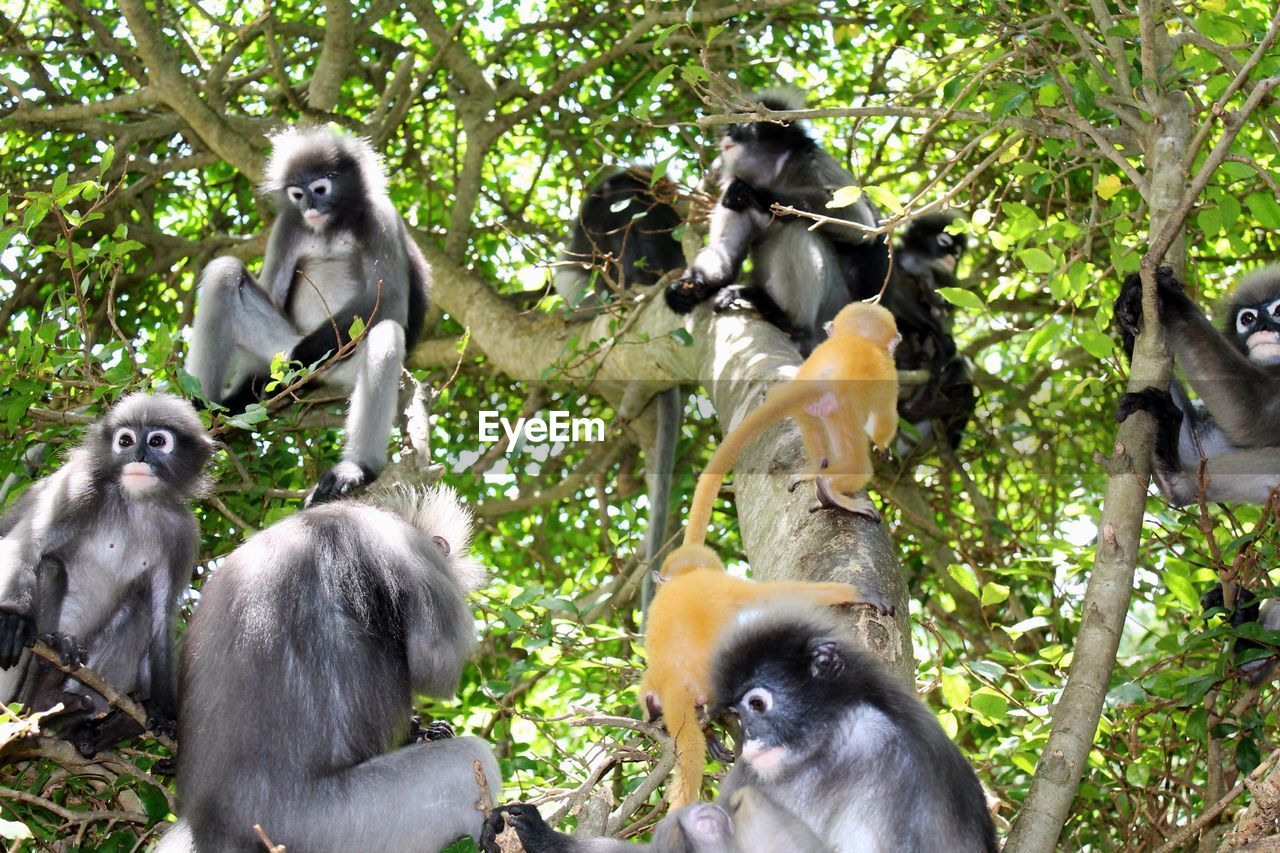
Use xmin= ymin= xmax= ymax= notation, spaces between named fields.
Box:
xmin=1238 ymin=309 xmax=1259 ymax=333
xmin=146 ymin=429 xmax=175 ymax=454
xmin=309 ymin=178 xmax=332 ymax=196
xmin=1267 ymin=298 xmax=1280 ymax=318
xmin=113 ymin=428 xmax=137 ymax=449
xmin=287 ymin=187 xmax=304 ymax=204
xmin=743 ymin=687 xmax=773 ymax=715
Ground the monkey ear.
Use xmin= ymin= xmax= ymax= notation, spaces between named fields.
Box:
xmin=432 ymin=535 xmax=451 ymax=555
xmin=809 ymin=641 xmax=844 ymax=680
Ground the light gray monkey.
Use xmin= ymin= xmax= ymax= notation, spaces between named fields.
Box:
xmin=157 ymin=485 xmax=500 ymax=853
xmin=185 ymin=126 xmax=429 ymax=505
xmin=0 ymin=393 xmax=212 ymax=756
xmin=664 ymin=90 xmax=888 ymax=356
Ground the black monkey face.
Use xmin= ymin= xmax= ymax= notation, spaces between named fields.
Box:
xmin=281 ymin=154 xmax=361 ymax=233
xmin=1234 ymin=298 xmax=1280 ymax=364
xmin=111 ymin=425 xmax=179 ymax=494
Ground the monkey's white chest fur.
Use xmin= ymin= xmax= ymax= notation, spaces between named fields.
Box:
xmin=290 ymin=231 xmax=363 ymax=333
xmin=54 ymin=503 xmax=175 ymax=635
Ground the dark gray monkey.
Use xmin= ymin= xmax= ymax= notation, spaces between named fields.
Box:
xmin=185 ymin=126 xmax=430 ymax=505
xmin=0 ymin=393 xmax=212 ymax=756
xmin=1115 ymin=266 xmax=1280 ymax=504
xmin=664 ymin=90 xmax=889 ymax=356
xmin=156 ymin=485 xmax=500 ymax=853
xmin=710 ymin=604 xmax=998 ymax=853
xmin=481 ymin=784 xmax=829 ymax=852
xmin=880 ymin=213 xmax=976 ymax=456
xmin=552 ymin=168 xmax=687 ymax=608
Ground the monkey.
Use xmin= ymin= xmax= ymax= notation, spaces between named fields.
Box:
xmin=1202 ymin=584 xmax=1280 ymax=682
xmin=682 ymin=300 xmax=900 ymax=528
xmin=0 ymin=393 xmax=212 ymax=757
xmin=155 ymin=484 xmax=500 ymax=853
xmin=710 ymin=602 xmax=999 ymax=853
xmin=553 ymin=168 xmax=686 ymax=307
xmin=551 ymin=169 xmax=687 ymax=609
xmin=664 ymin=90 xmax=889 ymax=356
xmin=185 ymin=126 xmax=430 ymax=506
xmin=480 ymin=784 xmax=830 ymax=852
xmin=1115 ymin=265 xmax=1280 ymax=505
xmin=882 ymin=213 xmax=976 ymax=454
xmin=641 ymin=543 xmax=892 ymax=809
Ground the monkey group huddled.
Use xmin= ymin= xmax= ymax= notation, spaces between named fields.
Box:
xmin=0 ymin=102 xmax=1011 ymax=852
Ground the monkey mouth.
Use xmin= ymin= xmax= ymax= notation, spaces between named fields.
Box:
xmin=121 ymin=462 xmax=158 ymax=491
xmin=741 ymin=738 xmax=787 ymax=776
xmin=1249 ymin=334 xmax=1280 ymax=364
xmin=303 ymin=210 xmax=329 ymax=230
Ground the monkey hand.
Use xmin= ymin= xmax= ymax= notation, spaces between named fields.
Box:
xmin=0 ymin=610 xmax=36 ymax=670
xmin=145 ymin=700 xmax=178 ymax=741
xmin=1114 ymin=266 xmax=1187 ymax=356
xmin=1116 ymin=387 xmax=1182 ymax=429
xmin=308 ymin=461 xmax=377 ymax=506
xmin=665 ymin=269 xmax=717 ymax=314
xmin=38 ymin=632 xmax=86 ymax=670
xmin=423 ymin=719 xmax=455 ymax=741
xmin=480 ymin=804 xmax=561 ymax=853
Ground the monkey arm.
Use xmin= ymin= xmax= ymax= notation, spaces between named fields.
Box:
xmin=1116 ymin=268 xmax=1280 ymax=446
xmin=0 ymin=470 xmax=88 ymax=668
xmin=260 ymin=217 xmax=304 ymax=308
xmin=143 ymin=517 xmax=198 ymax=734
xmin=480 ymin=805 xmax=648 ymax=853
xmin=665 ymin=204 xmax=763 ymax=314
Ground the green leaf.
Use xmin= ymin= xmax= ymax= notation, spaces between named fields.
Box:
xmin=1019 ymin=248 xmax=1056 ymax=274
xmin=99 ymin=145 xmax=115 ymax=176
xmin=827 ymin=185 xmax=863 ymax=209
xmin=1078 ymin=330 xmax=1115 ymax=359
xmin=940 ymin=672 xmax=972 ymax=708
xmin=949 ymin=564 xmax=980 ymax=599
xmin=936 ymin=286 xmax=984 ymax=310
xmin=669 ymin=328 xmax=694 ymax=347
xmin=981 ymin=582 xmax=1010 ymax=606
xmin=1165 ymin=571 xmax=1200 ymax=612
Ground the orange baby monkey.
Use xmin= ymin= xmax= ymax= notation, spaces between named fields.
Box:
xmin=687 ymin=299 xmax=901 ymax=529
xmin=641 ymin=302 xmax=900 ymax=809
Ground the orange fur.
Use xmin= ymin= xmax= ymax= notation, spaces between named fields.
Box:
xmin=684 ymin=301 xmax=900 ymax=539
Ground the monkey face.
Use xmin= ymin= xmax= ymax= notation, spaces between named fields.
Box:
xmin=1234 ymin=298 xmax=1280 ymax=364
xmin=97 ymin=396 xmax=212 ymax=499
xmin=280 ymin=154 xmax=361 ymax=233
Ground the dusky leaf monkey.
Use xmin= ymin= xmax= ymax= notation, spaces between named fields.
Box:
xmin=1115 ymin=265 xmax=1280 ymax=505
xmin=185 ymin=126 xmax=430 ymax=505
xmin=0 ymin=393 xmax=212 ymax=756
xmin=156 ymin=485 xmax=500 ymax=853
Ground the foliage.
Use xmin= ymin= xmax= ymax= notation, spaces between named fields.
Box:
xmin=0 ymin=0 xmax=1279 ymax=850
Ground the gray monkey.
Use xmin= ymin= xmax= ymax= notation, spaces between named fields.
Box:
xmin=0 ymin=393 xmax=212 ymax=756
xmin=157 ymin=485 xmax=500 ymax=853
xmin=185 ymin=126 xmax=430 ymax=505
xmin=664 ymin=90 xmax=888 ymax=356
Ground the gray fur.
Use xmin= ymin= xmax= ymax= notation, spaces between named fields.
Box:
xmin=185 ymin=126 xmax=431 ymax=505
xmin=163 ymin=485 xmax=499 ymax=853
xmin=0 ymin=393 xmax=211 ymax=754
xmin=711 ymin=605 xmax=997 ymax=853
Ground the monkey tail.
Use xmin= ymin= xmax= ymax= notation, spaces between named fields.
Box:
xmin=683 ymin=382 xmax=817 ymax=547
xmin=666 ymin=702 xmax=709 ymax=810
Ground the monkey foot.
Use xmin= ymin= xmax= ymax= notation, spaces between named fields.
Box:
xmin=810 ymin=479 xmax=882 ymax=522
xmin=308 ymin=460 xmax=377 ymax=506
xmin=39 ymin=632 xmax=86 ymax=670
xmin=857 ymin=590 xmax=896 ymax=618
xmin=787 ymin=457 xmax=830 ymax=492
xmin=706 ymin=733 xmax=736 ymax=764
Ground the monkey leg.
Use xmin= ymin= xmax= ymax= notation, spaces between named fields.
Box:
xmin=310 ymin=320 xmax=405 ymax=506
xmin=186 ymin=257 xmax=301 ymax=406
xmin=255 ymin=737 xmax=501 ymax=853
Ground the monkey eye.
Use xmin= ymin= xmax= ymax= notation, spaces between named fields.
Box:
xmin=938 ymin=234 xmax=955 ymax=251
xmin=146 ymin=429 xmax=175 ymax=453
xmin=1268 ymin=299 xmax=1280 ymax=319
xmin=309 ymin=178 xmax=332 ymax=196
xmin=1237 ymin=309 xmax=1259 ymax=333
xmin=287 ymin=187 xmax=305 ymax=204
xmin=113 ymin=428 xmax=137 ymax=449
xmin=742 ymin=687 xmax=773 ymax=715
